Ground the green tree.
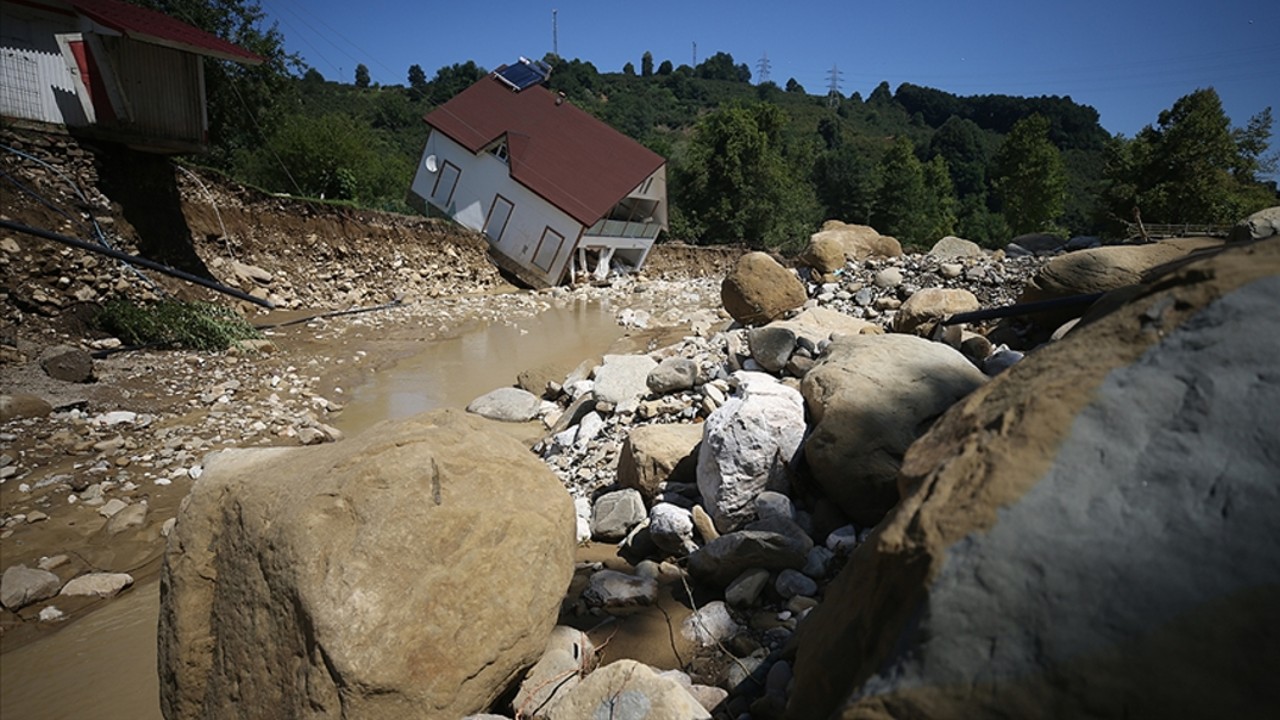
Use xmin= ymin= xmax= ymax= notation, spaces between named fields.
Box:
xmin=657 ymin=59 xmax=673 ymax=75
xmin=242 ymin=113 xmax=402 ymax=203
xmin=354 ymin=63 xmax=370 ymax=88
xmin=407 ymin=63 xmax=427 ymax=93
xmin=785 ymin=78 xmax=805 ymax=94
xmin=427 ymin=60 xmax=486 ymax=104
xmin=868 ymin=81 xmax=893 ymax=105
xmin=872 ymin=136 xmax=931 ymax=244
xmin=1101 ymin=90 xmax=1274 ymax=228
xmin=674 ymin=103 xmax=818 ymax=249
xmin=694 ymin=52 xmax=751 ymax=83
xmin=623 ymin=61 xmax=636 ymax=76
xmin=928 ymin=116 xmax=988 ymax=199
xmin=813 ymin=143 xmax=879 ymax=225
xmin=992 ymin=114 xmax=1066 ymax=234
xmin=641 ymin=51 xmax=654 ymax=77
xmin=921 ymin=155 xmax=958 ymax=241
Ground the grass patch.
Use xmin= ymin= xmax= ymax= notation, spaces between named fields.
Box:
xmin=95 ymin=300 xmax=261 ymax=352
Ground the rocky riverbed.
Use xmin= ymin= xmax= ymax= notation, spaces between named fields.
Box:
xmin=6 ymin=126 xmax=1278 ymax=719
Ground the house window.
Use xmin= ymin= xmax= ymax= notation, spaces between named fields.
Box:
xmin=483 ymin=195 xmax=514 ymax=244
xmin=532 ymin=226 xmax=565 ymax=272
xmin=489 ymin=140 xmax=509 ymax=164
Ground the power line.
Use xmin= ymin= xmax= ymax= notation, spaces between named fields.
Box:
xmin=264 ymin=0 xmax=397 ymax=80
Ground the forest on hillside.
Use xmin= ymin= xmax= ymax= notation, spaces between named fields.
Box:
xmin=133 ymin=0 xmax=1278 ymax=251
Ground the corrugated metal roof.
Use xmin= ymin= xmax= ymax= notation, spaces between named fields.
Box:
xmin=424 ymin=76 xmax=665 ymax=227
xmin=69 ymin=0 xmax=263 ymax=64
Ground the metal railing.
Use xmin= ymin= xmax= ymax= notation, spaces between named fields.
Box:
xmin=585 ymin=218 xmax=661 ymax=240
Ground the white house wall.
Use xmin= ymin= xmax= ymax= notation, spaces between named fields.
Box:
xmin=412 ymin=130 xmax=583 ymax=284
xmin=0 ymin=5 xmax=89 ymax=126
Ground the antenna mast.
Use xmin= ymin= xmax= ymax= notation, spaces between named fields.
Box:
xmin=692 ymin=41 xmax=697 ymax=66
xmin=552 ymin=9 xmax=558 ymax=57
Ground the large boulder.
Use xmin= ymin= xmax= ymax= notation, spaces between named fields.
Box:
xmin=813 ymin=221 xmax=904 ymax=260
xmin=617 ymin=423 xmax=703 ymax=504
xmin=1019 ymin=239 xmax=1222 ymax=304
xmin=801 ymin=334 xmax=986 ymax=526
xmin=159 ymin=408 xmax=576 ymax=720
xmin=891 ymin=288 xmax=980 ymax=337
xmin=697 ymin=372 xmax=806 ymax=533
xmin=786 ymin=240 xmax=1280 ymax=720
xmin=799 ymin=233 xmax=847 ymax=273
xmin=1230 ymin=205 xmax=1280 ymax=243
xmin=928 ymin=235 xmax=983 ymax=260
xmin=774 ymin=307 xmax=881 ymax=346
xmin=721 ymin=252 xmax=807 ymax=326
xmin=593 ymin=354 xmax=659 ymax=408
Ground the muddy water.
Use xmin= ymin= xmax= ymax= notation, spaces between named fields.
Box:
xmin=1 ymin=582 xmax=162 ymax=719
xmin=334 ymin=300 xmax=626 ymax=435
xmin=0 ymin=301 xmax=629 ymax=719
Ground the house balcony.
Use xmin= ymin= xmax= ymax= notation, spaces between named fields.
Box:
xmin=581 ymin=218 xmax=662 ymax=249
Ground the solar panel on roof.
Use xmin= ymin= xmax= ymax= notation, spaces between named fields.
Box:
xmin=494 ymin=57 xmax=551 ymax=92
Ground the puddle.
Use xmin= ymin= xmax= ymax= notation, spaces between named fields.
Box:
xmin=334 ymin=300 xmax=626 ymax=435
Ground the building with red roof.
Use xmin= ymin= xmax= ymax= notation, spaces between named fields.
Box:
xmin=0 ymin=0 xmax=262 ymax=153
xmin=410 ymin=58 xmax=668 ymax=287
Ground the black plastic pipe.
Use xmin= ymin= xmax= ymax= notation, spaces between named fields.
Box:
xmin=942 ymin=292 xmax=1104 ymax=325
xmin=0 ymin=219 xmax=273 ymax=309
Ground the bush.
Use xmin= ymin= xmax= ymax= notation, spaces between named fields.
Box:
xmin=95 ymin=300 xmax=261 ymax=351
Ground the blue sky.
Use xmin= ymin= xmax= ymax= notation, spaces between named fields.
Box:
xmin=259 ymin=0 xmax=1277 ymax=140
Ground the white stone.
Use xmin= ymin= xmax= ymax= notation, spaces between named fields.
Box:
xmin=60 ymin=572 xmax=134 ymax=598
xmin=697 ymin=371 xmax=806 ymax=532
xmin=39 ymin=605 xmax=65 ymax=622
xmin=681 ymin=600 xmax=740 ymax=648
xmin=648 ymin=503 xmax=696 ymax=556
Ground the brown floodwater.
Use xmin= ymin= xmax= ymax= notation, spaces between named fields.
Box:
xmin=333 ymin=300 xmax=626 ymax=435
xmin=0 ymin=300 xmax=630 ymax=720
xmin=1 ymin=582 xmax=162 ymax=719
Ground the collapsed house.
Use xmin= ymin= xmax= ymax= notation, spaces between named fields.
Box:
xmin=0 ymin=0 xmax=263 ymax=154
xmin=409 ymin=58 xmax=668 ymax=288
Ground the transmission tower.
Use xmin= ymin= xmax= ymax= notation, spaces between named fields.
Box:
xmin=552 ymin=9 xmax=558 ymax=57
xmin=826 ymin=63 xmax=844 ymax=108
xmin=756 ymin=52 xmax=772 ymax=84
xmin=692 ymin=41 xmax=697 ymax=66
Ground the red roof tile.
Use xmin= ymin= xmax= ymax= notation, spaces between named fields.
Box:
xmin=70 ymin=0 xmax=263 ymax=64
xmin=424 ymin=76 xmax=665 ymax=227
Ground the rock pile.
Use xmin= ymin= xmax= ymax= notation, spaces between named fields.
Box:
xmin=452 ymin=232 xmax=1056 ymax=716
xmin=500 ymin=232 xmax=1276 ymax=718
xmin=787 ymin=237 xmax=1280 ymax=720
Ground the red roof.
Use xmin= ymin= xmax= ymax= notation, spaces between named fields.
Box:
xmin=424 ymin=76 xmax=665 ymax=227
xmin=70 ymin=0 xmax=263 ymax=64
